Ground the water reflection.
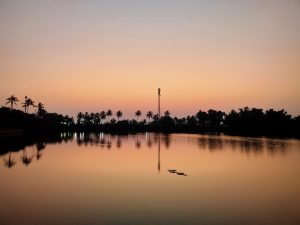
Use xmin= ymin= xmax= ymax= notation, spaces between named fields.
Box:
xmin=198 ymin=135 xmax=288 ymax=155
xmin=35 ymin=142 xmax=46 ymax=160
xmin=21 ymin=148 xmax=33 ymax=166
xmin=158 ymin=134 xmax=160 ymax=173
xmin=0 ymin=133 xmax=297 ymax=169
xmin=0 ymin=132 xmax=74 ymax=168
xmin=1 ymin=133 xmax=300 ymax=225
xmin=3 ymin=152 xmax=16 ymax=168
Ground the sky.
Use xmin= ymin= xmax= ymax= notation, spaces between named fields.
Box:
xmin=1 ymin=0 xmax=300 ymax=118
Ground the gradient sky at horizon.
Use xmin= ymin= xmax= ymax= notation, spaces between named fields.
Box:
xmin=1 ymin=0 xmax=300 ymax=118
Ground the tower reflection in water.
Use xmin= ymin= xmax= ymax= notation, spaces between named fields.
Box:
xmin=1 ymin=133 xmax=294 ymax=169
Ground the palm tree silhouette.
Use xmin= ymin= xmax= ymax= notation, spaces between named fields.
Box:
xmin=36 ymin=102 xmax=47 ymax=118
xmin=106 ymin=110 xmax=112 ymax=123
xmin=6 ymin=95 xmax=19 ymax=109
xmin=27 ymin=98 xmax=35 ymax=113
xmin=22 ymin=96 xmax=28 ymax=112
xmin=94 ymin=112 xmax=101 ymax=125
xmin=84 ymin=112 xmax=90 ymax=125
xmin=100 ymin=111 xmax=106 ymax=124
xmin=4 ymin=152 xmax=16 ymax=168
xmin=164 ymin=110 xmax=171 ymax=117
xmin=116 ymin=110 xmax=123 ymax=121
xmin=90 ymin=113 xmax=95 ymax=124
xmin=146 ymin=111 xmax=153 ymax=123
xmin=135 ymin=110 xmax=142 ymax=122
xmin=22 ymin=96 xmax=35 ymax=113
xmin=152 ymin=114 xmax=159 ymax=122
xmin=77 ymin=112 xmax=84 ymax=124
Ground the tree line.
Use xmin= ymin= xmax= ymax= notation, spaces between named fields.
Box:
xmin=1 ymin=95 xmax=73 ymax=133
xmin=1 ymin=95 xmax=300 ymax=137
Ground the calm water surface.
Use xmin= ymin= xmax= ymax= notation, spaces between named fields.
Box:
xmin=1 ymin=133 xmax=300 ymax=225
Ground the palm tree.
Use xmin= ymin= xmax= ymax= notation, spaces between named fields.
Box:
xmin=100 ymin=111 xmax=106 ymax=124
xmin=152 ymin=114 xmax=159 ymax=122
xmin=90 ymin=113 xmax=95 ymax=124
xmin=106 ymin=109 xmax=112 ymax=123
xmin=135 ymin=110 xmax=142 ymax=122
xmin=94 ymin=112 xmax=101 ymax=125
xmin=22 ymin=96 xmax=35 ymax=113
xmin=36 ymin=102 xmax=47 ymax=118
xmin=84 ymin=112 xmax=90 ymax=125
xmin=22 ymin=96 xmax=28 ymax=112
xmin=27 ymin=98 xmax=35 ymax=113
xmin=146 ymin=111 xmax=153 ymax=122
xmin=164 ymin=110 xmax=171 ymax=117
xmin=6 ymin=95 xmax=19 ymax=109
xmin=77 ymin=112 xmax=84 ymax=124
xmin=116 ymin=110 xmax=123 ymax=121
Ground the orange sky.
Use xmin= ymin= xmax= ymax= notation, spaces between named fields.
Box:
xmin=1 ymin=1 xmax=300 ymax=118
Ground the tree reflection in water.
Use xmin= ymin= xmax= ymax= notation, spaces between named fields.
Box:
xmin=1 ymin=133 xmax=296 ymax=169
xmin=3 ymin=152 xmax=16 ymax=168
xmin=21 ymin=148 xmax=33 ymax=166
xmin=198 ymin=135 xmax=288 ymax=155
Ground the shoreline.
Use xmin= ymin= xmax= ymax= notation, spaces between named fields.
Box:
xmin=0 ymin=128 xmax=299 ymax=141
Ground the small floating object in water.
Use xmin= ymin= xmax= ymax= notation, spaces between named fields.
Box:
xmin=176 ymin=172 xmax=188 ymax=176
xmin=168 ymin=169 xmax=188 ymax=176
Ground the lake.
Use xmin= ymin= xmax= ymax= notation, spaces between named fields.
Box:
xmin=1 ymin=133 xmax=300 ymax=225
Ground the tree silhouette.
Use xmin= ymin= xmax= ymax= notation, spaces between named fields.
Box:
xmin=36 ymin=102 xmax=47 ymax=118
xmin=106 ymin=110 xmax=112 ymax=123
xmin=6 ymin=95 xmax=19 ymax=109
xmin=152 ymin=114 xmax=159 ymax=123
xmin=206 ymin=109 xmax=224 ymax=128
xmin=22 ymin=96 xmax=28 ymax=112
xmin=64 ymin=115 xmax=74 ymax=126
xmin=90 ymin=113 xmax=95 ymax=125
xmin=100 ymin=111 xmax=106 ymax=124
xmin=22 ymin=96 xmax=35 ymax=113
xmin=1 ymin=92 xmax=300 ymax=137
xmin=146 ymin=111 xmax=153 ymax=122
xmin=135 ymin=110 xmax=142 ymax=122
xmin=84 ymin=112 xmax=91 ymax=125
xmin=111 ymin=118 xmax=116 ymax=124
xmin=27 ymin=98 xmax=35 ymax=113
xmin=77 ymin=112 xmax=84 ymax=124
xmin=116 ymin=110 xmax=123 ymax=121
xmin=164 ymin=110 xmax=171 ymax=117
xmin=94 ymin=112 xmax=101 ymax=125
xmin=196 ymin=110 xmax=207 ymax=126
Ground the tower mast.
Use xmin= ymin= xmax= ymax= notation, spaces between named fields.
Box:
xmin=158 ymin=88 xmax=161 ymax=119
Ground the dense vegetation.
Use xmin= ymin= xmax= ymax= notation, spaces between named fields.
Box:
xmin=1 ymin=95 xmax=300 ymax=138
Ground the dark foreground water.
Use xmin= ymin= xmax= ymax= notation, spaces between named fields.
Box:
xmin=1 ymin=133 xmax=300 ymax=225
